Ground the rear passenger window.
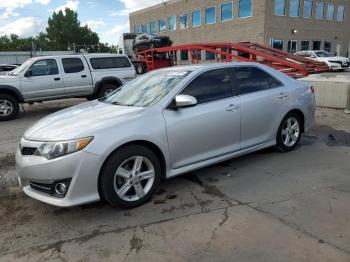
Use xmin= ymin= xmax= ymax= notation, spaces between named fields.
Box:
xmin=90 ymin=57 xmax=131 ymax=69
xmin=180 ymin=68 xmax=233 ymax=104
xmin=232 ymin=67 xmax=283 ymax=95
xmin=62 ymin=58 xmax=84 ymax=73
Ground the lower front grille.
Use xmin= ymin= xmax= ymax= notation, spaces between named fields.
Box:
xmin=21 ymin=147 xmax=37 ymax=156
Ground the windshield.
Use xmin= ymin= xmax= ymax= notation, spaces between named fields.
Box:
xmin=9 ymin=59 xmax=34 ymax=76
xmin=315 ymin=51 xmax=331 ymax=57
xmin=103 ymin=70 xmax=191 ymax=107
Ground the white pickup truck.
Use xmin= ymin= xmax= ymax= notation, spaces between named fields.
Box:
xmin=0 ymin=53 xmax=136 ymax=121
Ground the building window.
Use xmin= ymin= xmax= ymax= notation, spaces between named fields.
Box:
xmin=274 ymin=0 xmax=286 ymax=16
xmin=141 ymin=23 xmax=147 ymax=33
xmin=134 ymin=24 xmax=140 ymax=33
xmin=303 ymin=0 xmax=312 ymax=18
xmin=205 ymin=6 xmax=216 ymax=24
xmin=313 ymin=40 xmax=321 ymax=50
xmin=159 ymin=19 xmax=166 ymax=32
xmin=289 ymin=0 xmax=300 ymax=17
xmin=239 ymin=0 xmax=252 ymax=17
xmin=206 ymin=51 xmax=216 ymax=60
xmin=221 ymin=2 xmax=233 ymax=21
xmin=327 ymin=3 xmax=334 ymax=20
xmin=191 ymin=50 xmax=201 ymax=60
xmin=301 ymin=41 xmax=310 ymax=51
xmin=169 ymin=15 xmax=176 ymax=31
xmin=181 ymin=50 xmax=188 ymax=61
xmin=180 ymin=14 xmax=188 ymax=29
xmin=315 ymin=1 xmax=324 ymax=19
xmin=150 ymin=21 xmax=156 ymax=34
xmin=337 ymin=5 xmax=345 ymax=21
xmin=287 ymin=40 xmax=298 ymax=53
xmin=324 ymin=41 xmax=331 ymax=53
xmin=192 ymin=10 xmax=201 ymax=27
xmin=271 ymin=39 xmax=284 ymax=50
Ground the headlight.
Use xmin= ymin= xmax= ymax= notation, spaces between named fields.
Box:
xmin=35 ymin=137 xmax=93 ymax=160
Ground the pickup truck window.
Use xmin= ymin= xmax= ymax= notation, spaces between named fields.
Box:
xmin=30 ymin=59 xmax=59 ymax=76
xmin=62 ymin=58 xmax=84 ymax=73
xmin=90 ymin=57 xmax=131 ymax=70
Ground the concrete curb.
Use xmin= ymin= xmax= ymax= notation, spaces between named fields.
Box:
xmin=0 ymin=154 xmax=15 ymax=168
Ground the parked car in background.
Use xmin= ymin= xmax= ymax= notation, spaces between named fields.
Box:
xmin=133 ymin=34 xmax=172 ymax=52
xmin=294 ymin=50 xmax=350 ymax=71
xmin=16 ymin=63 xmax=316 ymax=208
xmin=0 ymin=54 xmax=136 ymax=121
xmin=0 ymin=64 xmax=18 ymax=75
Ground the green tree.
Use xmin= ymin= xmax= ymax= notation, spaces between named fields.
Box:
xmin=46 ymin=8 xmax=99 ymax=50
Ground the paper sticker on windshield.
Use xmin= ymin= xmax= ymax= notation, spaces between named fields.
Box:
xmin=166 ymin=71 xmax=189 ymax=76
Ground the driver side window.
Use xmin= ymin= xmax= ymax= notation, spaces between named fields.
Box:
xmin=180 ymin=68 xmax=233 ymax=104
xmin=29 ymin=59 xmax=59 ymax=77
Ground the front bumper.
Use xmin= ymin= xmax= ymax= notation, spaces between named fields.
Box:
xmin=16 ymin=138 xmax=105 ymax=207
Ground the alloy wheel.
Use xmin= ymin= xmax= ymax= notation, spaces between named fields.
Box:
xmin=113 ymin=156 xmax=155 ymax=202
xmin=0 ymin=100 xmax=14 ymax=117
xmin=281 ymin=117 xmax=300 ymax=147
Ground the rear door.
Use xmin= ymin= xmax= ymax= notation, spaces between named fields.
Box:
xmin=230 ymin=66 xmax=288 ymax=149
xmin=61 ymin=57 xmax=93 ymax=95
xmin=21 ymin=58 xmax=65 ymax=100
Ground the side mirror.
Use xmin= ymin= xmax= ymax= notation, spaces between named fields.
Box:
xmin=170 ymin=95 xmax=197 ymax=110
xmin=24 ymin=69 xmax=32 ymax=77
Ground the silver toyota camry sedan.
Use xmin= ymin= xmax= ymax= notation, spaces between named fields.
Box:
xmin=16 ymin=63 xmax=316 ymax=208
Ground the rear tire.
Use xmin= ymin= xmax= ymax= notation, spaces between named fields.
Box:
xmin=98 ymin=83 xmax=119 ymax=98
xmin=0 ymin=94 xmax=19 ymax=121
xmin=275 ymin=113 xmax=302 ymax=152
xmin=99 ymin=145 xmax=161 ymax=209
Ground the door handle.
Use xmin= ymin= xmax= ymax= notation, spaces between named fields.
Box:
xmin=226 ymin=104 xmax=240 ymax=112
xmin=81 ymin=75 xmax=87 ymax=78
xmin=54 ymin=77 xmax=60 ymax=81
xmin=277 ymin=93 xmax=287 ymax=99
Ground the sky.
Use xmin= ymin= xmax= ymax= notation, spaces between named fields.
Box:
xmin=0 ymin=0 xmax=164 ymax=45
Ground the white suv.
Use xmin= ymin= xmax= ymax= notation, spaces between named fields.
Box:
xmin=0 ymin=54 xmax=136 ymax=121
xmin=295 ymin=50 xmax=350 ymax=71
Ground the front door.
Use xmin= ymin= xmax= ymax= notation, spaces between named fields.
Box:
xmin=336 ymin=44 xmax=342 ymax=56
xmin=163 ymin=68 xmax=241 ymax=169
xmin=288 ymin=40 xmax=298 ymax=53
xmin=21 ymin=58 xmax=65 ymax=100
xmin=230 ymin=66 xmax=290 ymax=149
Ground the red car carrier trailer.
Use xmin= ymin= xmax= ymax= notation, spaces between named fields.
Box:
xmin=134 ymin=42 xmax=330 ymax=78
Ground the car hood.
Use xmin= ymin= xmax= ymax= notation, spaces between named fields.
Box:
xmin=24 ymin=100 xmax=146 ymax=141
xmin=0 ymin=74 xmax=20 ymax=83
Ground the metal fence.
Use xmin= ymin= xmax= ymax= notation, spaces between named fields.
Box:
xmin=0 ymin=51 xmax=75 ymax=65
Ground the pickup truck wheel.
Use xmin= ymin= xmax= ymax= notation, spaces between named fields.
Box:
xmin=98 ymin=84 xmax=119 ymax=98
xmin=0 ymin=94 xmax=19 ymax=121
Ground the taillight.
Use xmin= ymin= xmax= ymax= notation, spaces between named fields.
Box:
xmin=310 ymin=86 xmax=315 ymax=94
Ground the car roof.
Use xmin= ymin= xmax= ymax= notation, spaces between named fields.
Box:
xmin=30 ymin=53 xmax=128 ymax=60
xmin=155 ymin=62 xmax=266 ymax=73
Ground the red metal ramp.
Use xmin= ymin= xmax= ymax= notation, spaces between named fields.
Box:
xmin=135 ymin=42 xmax=330 ymax=78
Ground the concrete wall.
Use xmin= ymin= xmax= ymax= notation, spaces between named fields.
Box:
xmin=300 ymin=74 xmax=350 ymax=109
xmin=0 ymin=51 xmax=75 ymax=65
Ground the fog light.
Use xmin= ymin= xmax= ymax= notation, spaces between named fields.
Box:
xmin=54 ymin=182 xmax=67 ymax=195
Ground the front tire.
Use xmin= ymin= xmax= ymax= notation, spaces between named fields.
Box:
xmin=99 ymin=145 xmax=161 ymax=209
xmin=0 ymin=94 xmax=19 ymax=121
xmin=276 ymin=113 xmax=302 ymax=152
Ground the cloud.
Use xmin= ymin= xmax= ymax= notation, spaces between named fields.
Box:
xmin=119 ymin=0 xmax=165 ymax=13
xmin=109 ymin=10 xmax=129 ymax=17
xmin=55 ymin=0 xmax=79 ymax=13
xmin=0 ymin=17 xmax=46 ymax=37
xmin=0 ymin=0 xmax=50 ymax=10
xmin=0 ymin=10 xmax=20 ymax=20
xmin=84 ymin=19 xmax=106 ymax=30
